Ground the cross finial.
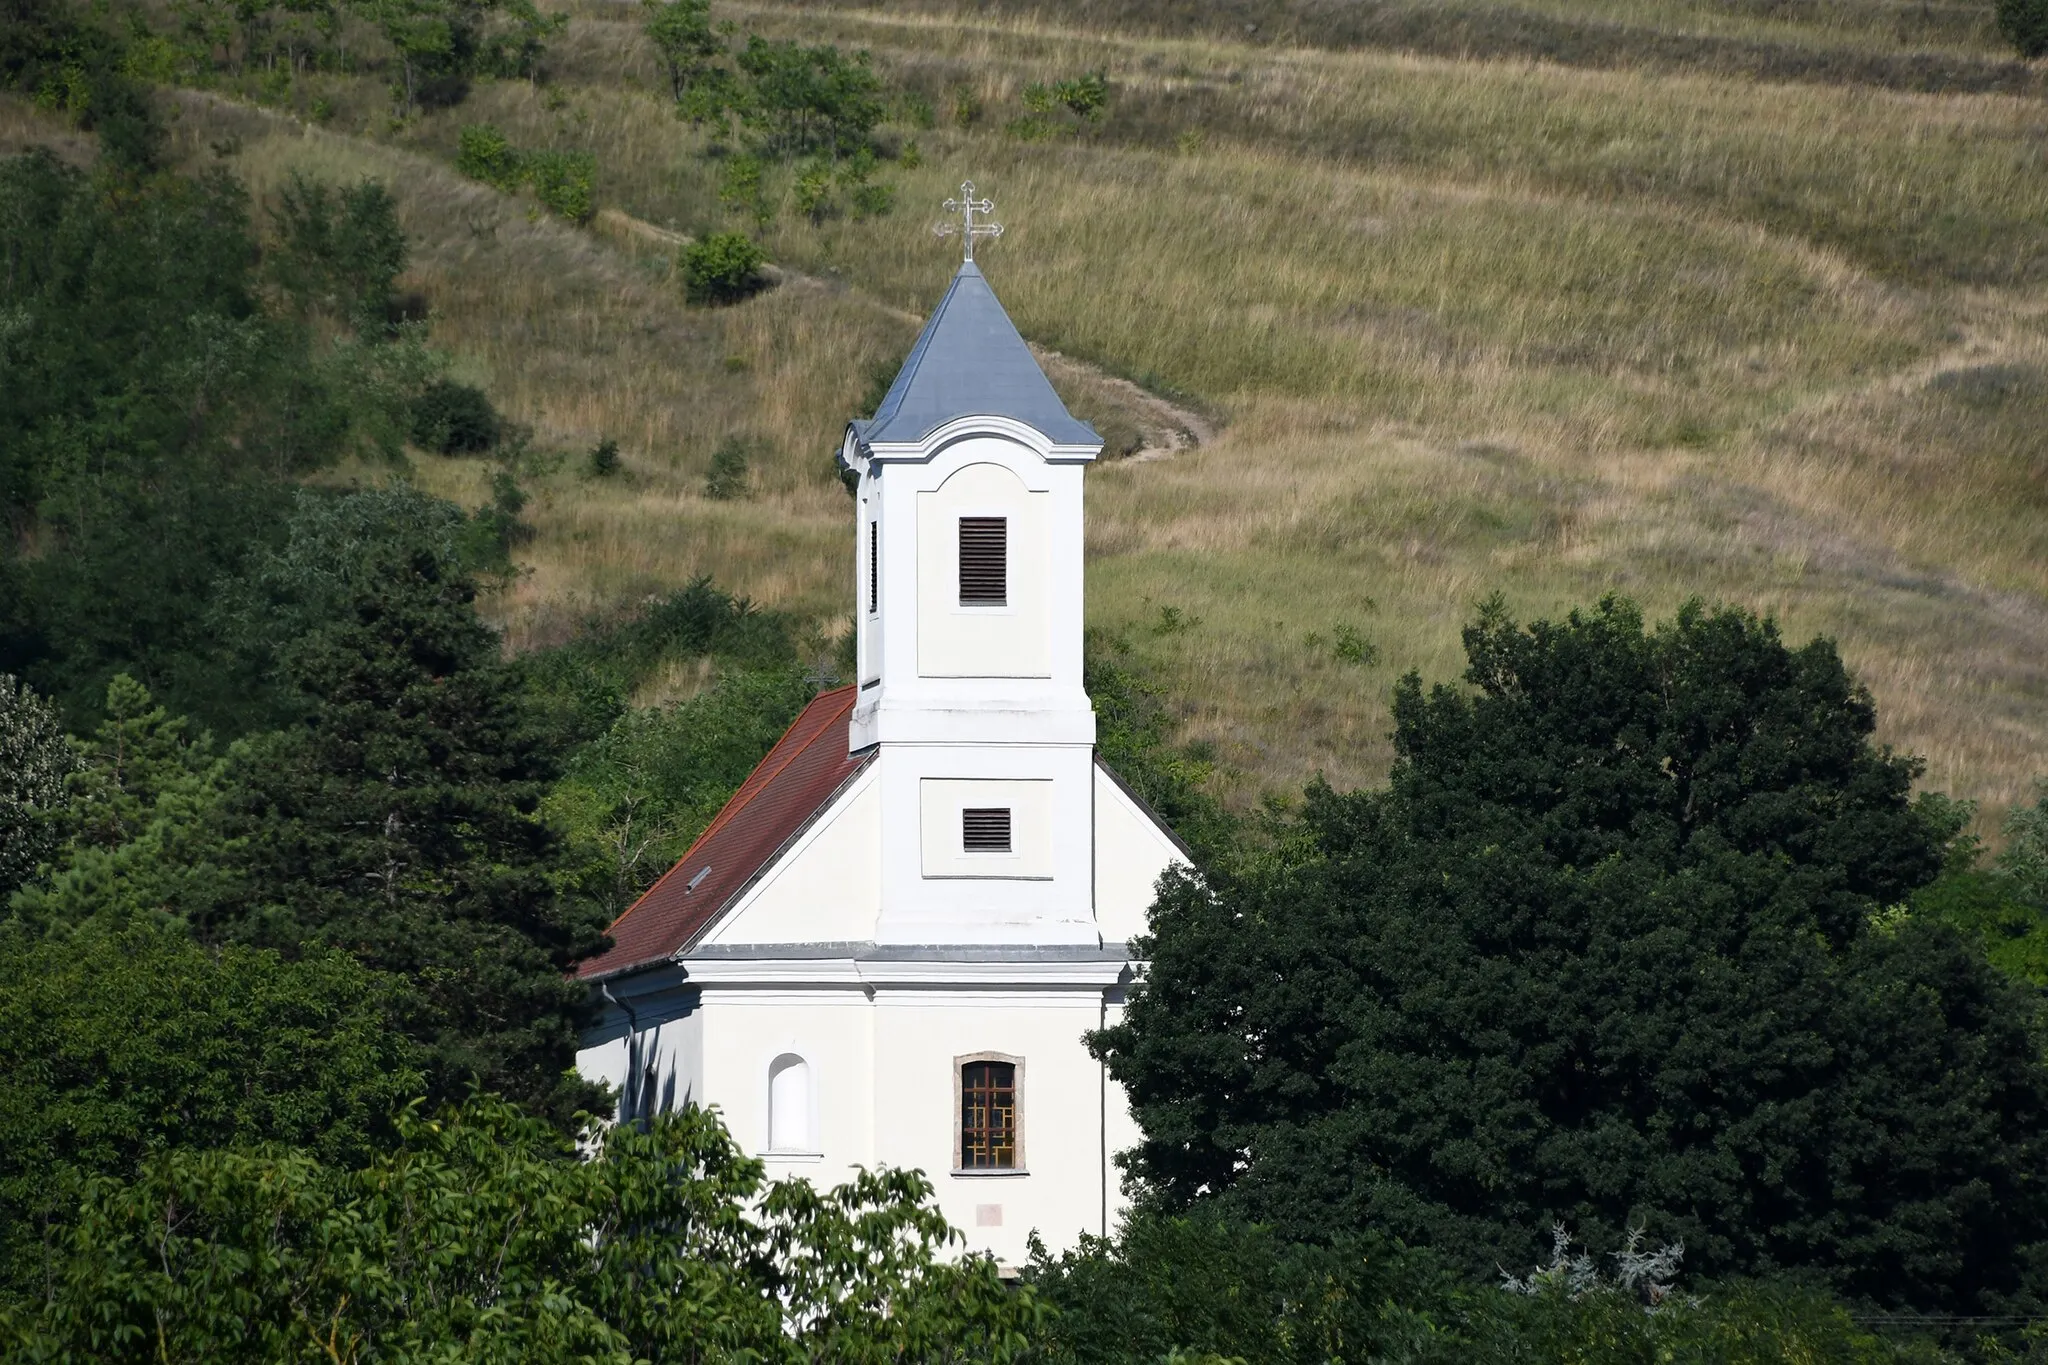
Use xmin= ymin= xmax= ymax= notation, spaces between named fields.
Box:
xmin=934 ymin=181 xmax=1002 ymax=262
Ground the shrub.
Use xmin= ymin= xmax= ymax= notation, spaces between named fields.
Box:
xmin=793 ymin=161 xmax=834 ymax=223
xmin=525 ymin=149 xmax=596 ymax=223
xmin=456 ymin=123 xmax=523 ymax=188
xmin=1996 ymin=0 xmax=2048 ymax=56
xmin=704 ymin=436 xmax=751 ymax=499
xmin=950 ymin=84 xmax=981 ymax=127
xmin=409 ymin=379 xmax=499 ymax=454
xmin=680 ymin=232 xmax=767 ymax=305
xmin=588 ymin=437 xmax=621 ymax=477
xmin=718 ymin=153 xmax=770 ymax=225
xmin=1017 ymin=70 xmax=1111 ymax=139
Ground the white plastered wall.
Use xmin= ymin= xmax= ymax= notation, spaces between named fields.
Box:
xmin=919 ymin=777 xmax=1054 ymax=879
xmin=1092 ymin=765 xmax=1188 ymax=944
xmin=698 ymin=768 xmax=883 ymax=947
xmin=915 ymin=461 xmax=1051 ymax=679
xmin=686 ymin=975 xmax=1127 ymax=1267
xmin=877 ymin=743 xmax=1096 ymax=943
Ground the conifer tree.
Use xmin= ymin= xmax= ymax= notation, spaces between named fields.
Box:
xmin=208 ymin=488 xmax=610 ymax=1121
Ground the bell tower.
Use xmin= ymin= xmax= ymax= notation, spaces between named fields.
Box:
xmin=840 ymin=209 xmax=1103 ymax=946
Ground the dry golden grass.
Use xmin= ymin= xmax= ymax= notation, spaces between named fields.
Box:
xmin=150 ymin=89 xmax=908 ymax=647
xmin=25 ymin=0 xmax=2042 ymax=819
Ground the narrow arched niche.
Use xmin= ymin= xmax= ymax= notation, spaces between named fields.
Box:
xmin=767 ymin=1053 xmax=812 ymax=1152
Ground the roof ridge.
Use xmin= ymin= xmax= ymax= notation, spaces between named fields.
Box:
xmin=599 ymin=685 xmax=854 ymax=938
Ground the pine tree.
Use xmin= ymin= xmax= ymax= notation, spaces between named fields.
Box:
xmin=208 ymin=489 xmax=610 ymax=1121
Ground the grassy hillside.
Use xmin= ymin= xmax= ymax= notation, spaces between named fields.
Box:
xmin=13 ymin=0 xmax=2044 ymax=814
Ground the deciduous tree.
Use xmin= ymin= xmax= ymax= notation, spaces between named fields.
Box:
xmin=1097 ymin=596 xmax=2048 ymax=1316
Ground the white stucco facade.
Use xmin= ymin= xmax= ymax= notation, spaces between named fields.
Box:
xmin=576 ymin=258 xmax=1186 ymax=1267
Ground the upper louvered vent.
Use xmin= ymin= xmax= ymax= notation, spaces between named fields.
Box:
xmin=962 ymin=807 xmax=1012 ymax=853
xmin=868 ymin=521 xmax=879 ymax=614
xmin=958 ymin=517 xmax=1007 ymax=605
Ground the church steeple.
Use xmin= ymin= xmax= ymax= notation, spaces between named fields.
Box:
xmin=838 ymin=221 xmax=1104 ymax=944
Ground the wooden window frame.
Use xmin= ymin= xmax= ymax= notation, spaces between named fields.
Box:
xmin=953 ymin=1052 xmax=1025 ymax=1174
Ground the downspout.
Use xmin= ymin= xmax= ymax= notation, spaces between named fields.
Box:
xmin=1100 ymin=992 xmax=1109 ymax=1238
xmin=602 ymin=982 xmax=640 ymax=1121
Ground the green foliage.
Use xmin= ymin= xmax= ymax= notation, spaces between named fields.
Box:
xmin=735 ymin=36 xmax=886 ymax=158
xmin=0 ymin=917 xmax=420 ymax=1301
xmin=1996 ymin=0 xmax=2048 ymax=56
xmin=704 ymin=433 xmax=752 ymax=498
xmin=7 ymin=674 xmax=229 ymax=930
xmin=0 ymin=674 xmax=74 ymax=897
xmin=641 ymin=0 xmax=717 ymax=102
xmin=1098 ymin=596 xmax=2048 ymax=1317
xmin=524 ymin=148 xmax=596 ymax=223
xmin=2002 ymin=780 xmax=2048 ymax=907
xmin=680 ymin=229 xmax=767 ymax=304
xmin=1026 ymin=1212 xmax=1934 ymax=1365
xmin=8 ymin=1093 xmax=1041 ymax=1363
xmin=1014 ymin=70 xmax=1110 ymax=139
xmin=203 ymin=486 xmax=611 ymax=1121
xmin=266 ymin=171 xmax=408 ymax=337
xmin=456 ymin=120 xmax=523 ymax=188
xmin=517 ymin=575 xmax=802 ymax=746
xmin=549 ymin=668 xmax=815 ymax=918
xmin=718 ymin=151 xmax=771 ymax=224
xmin=950 ymin=83 xmax=982 ymax=127
xmin=0 ymin=150 xmax=425 ymax=729
xmin=586 ymin=436 xmax=621 ymax=477
xmin=370 ymin=0 xmax=562 ymax=115
xmin=1911 ymin=780 xmax=2048 ymax=987
xmin=1084 ymin=630 xmax=1230 ymax=863
xmin=410 ymin=376 xmax=500 ymax=452
xmin=456 ymin=124 xmax=597 ymax=222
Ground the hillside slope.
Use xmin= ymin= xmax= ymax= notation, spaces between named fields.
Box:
xmin=14 ymin=0 xmax=2042 ymax=813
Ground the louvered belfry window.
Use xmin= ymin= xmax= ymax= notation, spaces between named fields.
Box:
xmin=960 ymin=1060 xmax=1018 ymax=1169
xmin=962 ymin=807 xmax=1012 ymax=853
xmin=868 ymin=521 xmax=879 ymax=614
xmin=958 ymin=517 xmax=1007 ymax=605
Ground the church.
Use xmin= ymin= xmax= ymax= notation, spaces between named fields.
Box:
xmin=573 ymin=204 xmax=1189 ymax=1267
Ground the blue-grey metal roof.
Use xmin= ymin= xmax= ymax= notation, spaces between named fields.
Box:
xmin=852 ymin=261 xmax=1099 ymax=450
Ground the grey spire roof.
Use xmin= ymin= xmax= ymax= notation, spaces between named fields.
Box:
xmin=852 ymin=262 xmax=1099 ymax=450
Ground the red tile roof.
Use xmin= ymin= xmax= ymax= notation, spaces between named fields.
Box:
xmin=576 ymin=685 xmax=872 ymax=982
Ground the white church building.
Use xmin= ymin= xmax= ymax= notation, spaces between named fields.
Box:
xmin=574 ymin=235 xmax=1189 ymax=1267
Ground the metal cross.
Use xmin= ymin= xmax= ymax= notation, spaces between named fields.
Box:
xmin=934 ymin=181 xmax=1003 ymax=262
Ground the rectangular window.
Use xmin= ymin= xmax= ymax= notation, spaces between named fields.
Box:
xmin=962 ymin=807 xmax=1011 ymax=853
xmin=958 ymin=517 xmax=1007 ymax=606
xmin=868 ymin=522 xmax=878 ymax=614
xmin=960 ymin=1060 xmax=1017 ymax=1169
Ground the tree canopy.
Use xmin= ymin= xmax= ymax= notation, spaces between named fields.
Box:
xmin=4 ymin=1094 xmax=1038 ymax=1364
xmin=201 ymin=487 xmax=612 ymax=1122
xmin=1096 ymin=596 xmax=2048 ymax=1316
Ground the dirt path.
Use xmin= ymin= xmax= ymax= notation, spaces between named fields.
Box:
xmin=593 ymin=207 xmax=1215 ymax=461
